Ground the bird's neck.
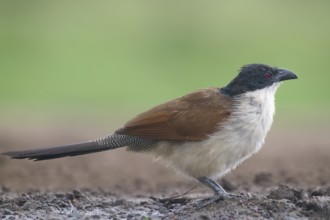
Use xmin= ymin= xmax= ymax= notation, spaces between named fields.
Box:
xmin=230 ymin=83 xmax=281 ymax=133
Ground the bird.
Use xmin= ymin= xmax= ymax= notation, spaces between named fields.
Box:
xmin=2 ymin=63 xmax=297 ymax=208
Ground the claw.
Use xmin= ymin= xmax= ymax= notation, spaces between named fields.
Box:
xmin=195 ymin=193 xmax=228 ymax=210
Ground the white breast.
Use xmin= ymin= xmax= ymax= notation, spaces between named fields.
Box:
xmin=150 ymin=84 xmax=281 ymax=179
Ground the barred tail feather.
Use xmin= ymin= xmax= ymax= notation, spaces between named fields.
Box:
xmin=1 ymin=133 xmax=155 ymax=161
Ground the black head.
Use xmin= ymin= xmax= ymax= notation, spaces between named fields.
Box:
xmin=221 ymin=64 xmax=297 ymax=96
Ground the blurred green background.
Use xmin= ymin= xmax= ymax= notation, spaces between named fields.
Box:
xmin=0 ymin=1 xmax=329 ymax=128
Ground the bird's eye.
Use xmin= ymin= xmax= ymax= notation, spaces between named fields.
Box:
xmin=264 ymin=72 xmax=272 ymax=79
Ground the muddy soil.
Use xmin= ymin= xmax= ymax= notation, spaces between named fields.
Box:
xmin=0 ymin=123 xmax=330 ymax=219
xmin=1 ymin=184 xmax=330 ymax=219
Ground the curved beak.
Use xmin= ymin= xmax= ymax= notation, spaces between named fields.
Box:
xmin=277 ymin=68 xmax=298 ymax=82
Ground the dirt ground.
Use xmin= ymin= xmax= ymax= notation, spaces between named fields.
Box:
xmin=0 ymin=122 xmax=330 ymax=219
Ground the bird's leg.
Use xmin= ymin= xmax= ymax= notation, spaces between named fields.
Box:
xmin=198 ymin=177 xmax=227 ymax=195
xmin=196 ymin=177 xmax=228 ymax=209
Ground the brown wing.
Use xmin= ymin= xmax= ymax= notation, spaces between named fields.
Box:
xmin=115 ymin=88 xmax=231 ymax=141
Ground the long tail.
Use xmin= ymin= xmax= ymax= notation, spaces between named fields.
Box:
xmin=2 ymin=142 xmax=108 ymax=161
xmin=1 ymin=134 xmax=154 ymax=161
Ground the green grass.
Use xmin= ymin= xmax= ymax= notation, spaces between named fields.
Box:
xmin=0 ymin=1 xmax=329 ymax=122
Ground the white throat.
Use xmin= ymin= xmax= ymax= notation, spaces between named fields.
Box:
xmin=230 ymin=83 xmax=281 ymax=136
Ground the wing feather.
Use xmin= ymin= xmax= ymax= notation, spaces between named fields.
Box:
xmin=116 ymin=88 xmax=231 ymax=141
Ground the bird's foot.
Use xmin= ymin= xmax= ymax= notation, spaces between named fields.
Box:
xmin=195 ymin=192 xmax=229 ymax=210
